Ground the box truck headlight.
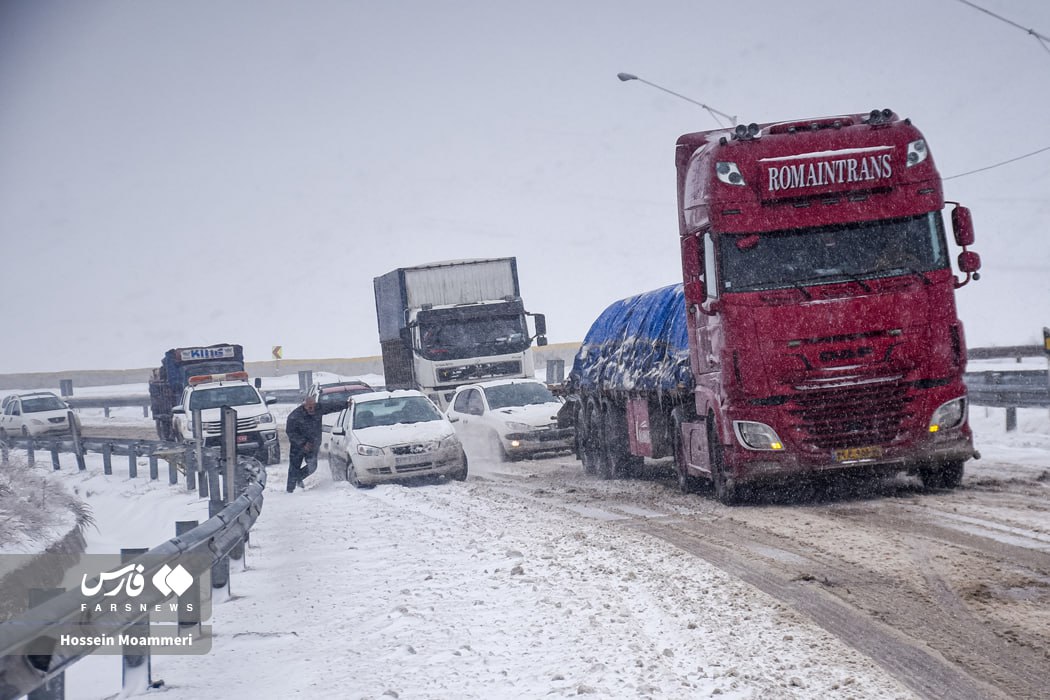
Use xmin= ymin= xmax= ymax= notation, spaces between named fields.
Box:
xmin=929 ymin=397 xmax=965 ymax=432
xmin=357 ymin=444 xmax=385 ymax=457
xmin=716 ymin=162 xmax=746 ymax=186
xmin=906 ymin=139 xmax=928 ymax=167
xmin=733 ymin=421 xmax=784 ymax=450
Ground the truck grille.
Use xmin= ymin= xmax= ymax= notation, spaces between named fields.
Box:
xmin=788 ymin=381 xmax=912 ymax=449
xmin=438 ymin=361 xmax=522 ymax=384
xmin=202 ymin=415 xmax=260 ymax=434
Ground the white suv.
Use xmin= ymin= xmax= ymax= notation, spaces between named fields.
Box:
xmin=171 ymin=372 xmax=280 ymax=464
xmin=445 ymin=379 xmax=573 ymax=461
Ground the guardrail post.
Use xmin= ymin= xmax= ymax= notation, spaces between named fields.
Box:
xmin=1006 ymin=406 xmax=1017 ymax=432
xmin=168 ymin=455 xmax=179 ymax=485
xmin=1 ymin=439 xmax=8 ymax=464
xmin=102 ymin=442 xmax=113 ymax=475
xmin=142 ymin=405 xmax=149 ymax=418
xmin=27 ymin=588 xmax=65 ymax=700
xmin=184 ymin=447 xmax=197 ymax=492
xmin=128 ymin=442 xmax=138 ymax=478
xmin=104 ymin=407 xmax=111 ymax=418
xmin=27 ymin=438 xmax=35 ymax=466
xmin=175 ymin=520 xmax=202 ymax=635
xmin=50 ymin=441 xmax=60 ymax=470
xmin=120 ymin=548 xmax=152 ymax=693
xmin=59 ymin=379 xmax=73 ymax=397
xmin=149 ymin=453 xmax=159 ymax=480
xmin=70 ymin=411 xmax=86 ymax=471
xmin=208 ymin=500 xmax=231 ymax=593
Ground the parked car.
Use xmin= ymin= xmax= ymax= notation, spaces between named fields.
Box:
xmin=307 ymin=380 xmax=375 ymax=457
xmin=327 ymin=389 xmax=467 ymax=488
xmin=445 ymin=378 xmax=573 ymax=461
xmin=0 ymin=391 xmax=81 ymax=438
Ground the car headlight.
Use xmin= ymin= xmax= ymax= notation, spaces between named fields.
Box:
xmin=733 ymin=421 xmax=785 ymax=451
xmin=438 ymin=435 xmax=459 ymax=449
xmin=504 ymin=421 xmax=534 ymax=432
xmin=30 ymin=419 xmax=44 ymax=425
xmin=357 ymin=444 xmax=384 ymax=457
xmin=257 ymin=413 xmax=274 ymax=424
xmin=929 ymin=398 xmax=966 ymax=432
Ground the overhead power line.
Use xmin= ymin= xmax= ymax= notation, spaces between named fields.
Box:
xmin=953 ymin=0 xmax=1050 ymax=57
xmin=945 ymin=144 xmax=1050 ymax=180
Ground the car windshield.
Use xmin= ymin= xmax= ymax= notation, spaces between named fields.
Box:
xmin=188 ymin=385 xmax=261 ymax=411
xmin=353 ymin=396 xmax=441 ymax=429
xmin=318 ymin=387 xmax=369 ymax=411
xmin=22 ymin=396 xmax=66 ymax=412
xmin=718 ymin=212 xmax=948 ymax=294
xmin=483 ymin=382 xmax=556 ymax=409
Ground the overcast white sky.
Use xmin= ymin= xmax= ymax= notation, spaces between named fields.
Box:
xmin=2 ymin=0 xmax=1049 ymax=373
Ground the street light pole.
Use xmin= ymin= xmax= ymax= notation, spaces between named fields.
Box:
xmin=617 ymin=72 xmax=736 ymax=128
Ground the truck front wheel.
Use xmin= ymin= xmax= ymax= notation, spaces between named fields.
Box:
xmin=920 ymin=460 xmax=964 ymax=490
xmin=672 ymin=409 xmax=699 ymax=494
xmin=708 ymin=417 xmax=741 ymax=505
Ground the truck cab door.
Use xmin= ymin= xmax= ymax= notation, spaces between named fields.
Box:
xmin=695 ymin=230 xmax=722 ymax=376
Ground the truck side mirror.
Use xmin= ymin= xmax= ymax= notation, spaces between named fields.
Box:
xmin=684 ymin=280 xmax=707 ymax=308
xmin=958 ymin=250 xmax=981 ymax=274
xmin=537 ymin=336 xmax=548 ymax=347
xmin=533 ymin=314 xmax=547 ymax=337
xmin=172 ymin=406 xmax=185 ymax=415
xmin=951 ymin=205 xmax=975 ymax=247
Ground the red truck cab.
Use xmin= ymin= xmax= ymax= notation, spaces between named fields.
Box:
xmin=675 ymin=110 xmax=981 ymax=502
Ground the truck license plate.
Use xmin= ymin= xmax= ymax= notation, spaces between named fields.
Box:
xmin=832 ymin=445 xmax=882 ymax=462
xmin=236 ymin=435 xmax=248 ymax=443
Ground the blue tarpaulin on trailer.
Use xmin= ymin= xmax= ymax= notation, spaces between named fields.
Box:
xmin=568 ymin=284 xmax=693 ymax=394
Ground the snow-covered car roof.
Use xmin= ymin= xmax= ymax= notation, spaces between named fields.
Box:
xmin=453 ymin=378 xmax=548 ymax=391
xmin=351 ymin=389 xmax=429 ymax=404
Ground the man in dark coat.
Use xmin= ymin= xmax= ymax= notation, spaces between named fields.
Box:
xmin=285 ymin=395 xmax=342 ymax=492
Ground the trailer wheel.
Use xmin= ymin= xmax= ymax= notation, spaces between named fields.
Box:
xmin=920 ymin=460 xmax=964 ymax=490
xmin=581 ymin=399 xmax=601 ymax=475
xmin=708 ymin=416 xmax=741 ymax=505
xmin=600 ymin=403 xmax=635 ymax=480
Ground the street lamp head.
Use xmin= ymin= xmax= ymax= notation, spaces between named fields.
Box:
xmin=617 ymin=73 xmax=638 ymax=82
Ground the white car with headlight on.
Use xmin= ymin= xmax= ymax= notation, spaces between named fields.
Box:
xmin=328 ymin=390 xmax=467 ymax=488
xmin=445 ymin=378 xmax=573 ymax=461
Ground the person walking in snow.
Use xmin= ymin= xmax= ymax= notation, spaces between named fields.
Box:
xmin=285 ymin=395 xmax=340 ymax=492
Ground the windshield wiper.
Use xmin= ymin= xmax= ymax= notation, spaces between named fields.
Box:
xmin=838 ymin=272 xmax=872 ymax=293
xmin=884 ymin=266 xmax=932 ymax=286
xmin=786 ymin=281 xmax=812 ymax=300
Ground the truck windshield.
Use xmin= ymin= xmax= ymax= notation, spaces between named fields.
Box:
xmin=189 ymin=386 xmax=261 ymax=411
xmin=483 ymin=382 xmax=557 ymax=409
xmin=419 ymin=316 xmax=528 ymax=361
xmin=718 ymin=212 xmax=948 ymax=294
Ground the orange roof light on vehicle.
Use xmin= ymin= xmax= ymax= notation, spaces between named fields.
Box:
xmin=188 ymin=370 xmax=249 ymax=385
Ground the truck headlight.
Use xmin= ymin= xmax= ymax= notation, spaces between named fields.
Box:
xmin=906 ymin=139 xmax=928 ymax=167
xmin=929 ymin=398 xmax=965 ymax=432
xmin=733 ymin=421 xmax=784 ymax=451
xmin=357 ymin=444 xmax=384 ymax=457
xmin=258 ymin=413 xmax=274 ymax=424
xmin=504 ymin=421 xmax=533 ymax=432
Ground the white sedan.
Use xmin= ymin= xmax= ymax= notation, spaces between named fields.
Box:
xmin=0 ymin=392 xmax=81 ymax=438
xmin=328 ymin=390 xmax=467 ymax=488
xmin=445 ymin=379 xmax=573 ymax=461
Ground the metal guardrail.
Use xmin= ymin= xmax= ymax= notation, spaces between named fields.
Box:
xmin=61 ymin=388 xmax=305 ymax=416
xmin=0 ymin=425 xmax=267 ymax=698
xmin=963 ymin=370 xmax=1050 ymax=409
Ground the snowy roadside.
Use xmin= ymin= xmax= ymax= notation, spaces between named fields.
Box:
xmin=137 ymin=457 xmax=915 ymax=700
